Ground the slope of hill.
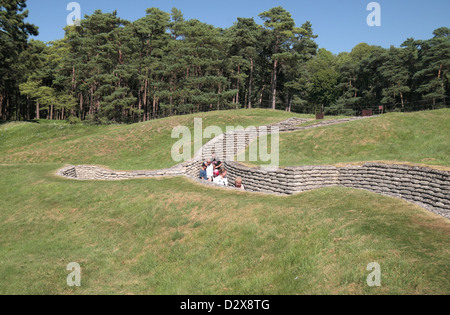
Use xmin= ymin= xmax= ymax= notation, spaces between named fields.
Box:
xmin=0 ymin=109 xmax=310 ymax=170
xmin=0 ymin=109 xmax=449 ymax=295
xmin=248 ymin=109 xmax=450 ymax=168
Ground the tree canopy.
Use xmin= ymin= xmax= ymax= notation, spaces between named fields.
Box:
xmin=0 ymin=1 xmax=449 ymax=122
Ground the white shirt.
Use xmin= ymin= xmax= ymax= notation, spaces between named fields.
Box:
xmin=206 ymin=164 xmax=214 ymax=179
xmin=214 ymin=176 xmax=228 ymax=187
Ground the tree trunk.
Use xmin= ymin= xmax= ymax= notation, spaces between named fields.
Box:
xmin=16 ymin=91 xmax=20 ymax=121
xmin=89 ymin=87 xmax=94 ymax=115
xmin=244 ymin=88 xmax=248 ymax=110
xmin=272 ymin=59 xmax=278 ymax=110
xmin=152 ymin=96 xmax=156 ymax=120
xmin=248 ymin=58 xmax=254 ymax=109
xmin=144 ymin=78 xmax=148 ymax=121
xmin=138 ymin=86 xmax=142 ymax=122
xmin=259 ymin=84 xmax=266 ymax=107
xmin=400 ymin=92 xmax=404 ymax=111
xmin=79 ymin=93 xmax=84 ymax=120
xmin=286 ymin=94 xmax=292 ymax=112
xmin=6 ymin=95 xmax=9 ymax=120
xmin=36 ymin=101 xmax=40 ymax=120
xmin=96 ymin=98 xmax=100 ymax=114
xmin=26 ymin=96 xmax=30 ymax=120
xmin=0 ymin=93 xmax=4 ymax=120
xmin=236 ymin=65 xmax=240 ymax=107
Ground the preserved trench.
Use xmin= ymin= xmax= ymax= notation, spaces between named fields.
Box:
xmin=57 ymin=116 xmax=450 ymax=219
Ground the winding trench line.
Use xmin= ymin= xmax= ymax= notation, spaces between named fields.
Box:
xmin=57 ymin=116 xmax=450 ymax=219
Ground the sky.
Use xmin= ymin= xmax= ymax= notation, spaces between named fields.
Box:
xmin=25 ymin=0 xmax=450 ymax=54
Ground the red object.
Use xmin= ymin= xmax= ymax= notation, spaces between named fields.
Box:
xmin=316 ymin=113 xmax=324 ymax=120
xmin=379 ymin=106 xmax=384 ymax=110
xmin=362 ymin=110 xmax=373 ymax=117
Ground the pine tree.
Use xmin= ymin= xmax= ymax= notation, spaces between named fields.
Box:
xmin=227 ymin=18 xmax=262 ymax=109
xmin=16 ymin=39 xmax=46 ymax=119
xmin=308 ymin=49 xmax=339 ymax=114
xmin=334 ymin=43 xmax=378 ymax=114
xmin=414 ymin=27 xmax=450 ymax=108
xmin=132 ymin=8 xmax=170 ymax=120
xmin=259 ymin=7 xmax=296 ymax=109
xmin=8 ymin=5 xmax=450 ymax=122
xmin=282 ymin=21 xmax=318 ymax=112
xmin=379 ymin=46 xmax=413 ymax=110
xmin=0 ymin=0 xmax=38 ymax=120
xmin=18 ymin=79 xmax=40 ymax=118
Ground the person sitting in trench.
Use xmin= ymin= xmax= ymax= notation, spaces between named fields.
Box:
xmin=199 ymin=162 xmax=208 ymax=181
xmin=212 ymin=154 xmax=223 ymax=170
xmin=213 ymin=168 xmax=228 ymax=187
xmin=206 ymin=159 xmax=214 ymax=181
xmin=235 ymin=176 xmax=245 ymax=190
xmin=213 ymin=169 xmax=220 ymax=180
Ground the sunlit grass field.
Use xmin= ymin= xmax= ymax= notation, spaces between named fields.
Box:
xmin=0 ymin=109 xmax=310 ymax=170
xmin=0 ymin=109 xmax=449 ymax=295
xmin=248 ymin=109 xmax=450 ymax=168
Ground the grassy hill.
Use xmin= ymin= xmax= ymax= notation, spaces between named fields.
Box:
xmin=249 ymin=109 xmax=450 ymax=168
xmin=0 ymin=109 xmax=310 ymax=170
xmin=0 ymin=109 xmax=449 ymax=295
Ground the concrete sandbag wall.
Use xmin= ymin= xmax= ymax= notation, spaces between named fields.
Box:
xmin=56 ymin=116 xmax=449 ymax=219
xmin=224 ymin=161 xmax=450 ymax=218
xmin=57 ymin=161 xmax=450 ymax=218
xmin=339 ymin=163 xmax=449 ymax=218
xmin=57 ymin=164 xmax=186 ymax=181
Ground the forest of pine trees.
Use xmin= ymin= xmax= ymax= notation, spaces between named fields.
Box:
xmin=1 ymin=0 xmax=449 ymax=123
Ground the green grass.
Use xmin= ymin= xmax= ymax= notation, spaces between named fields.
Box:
xmin=248 ymin=109 xmax=450 ymax=168
xmin=0 ymin=164 xmax=449 ymax=294
xmin=0 ymin=108 xmax=449 ymax=295
xmin=0 ymin=109 xmax=311 ymax=170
